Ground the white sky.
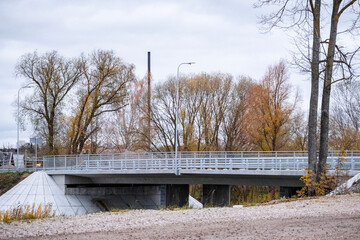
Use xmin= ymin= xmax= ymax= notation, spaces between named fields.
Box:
xmin=0 ymin=0 xmax=311 ymax=147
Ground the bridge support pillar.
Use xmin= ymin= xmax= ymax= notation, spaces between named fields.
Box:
xmin=165 ymin=184 xmax=189 ymax=207
xmin=203 ymin=184 xmax=230 ymax=207
xmin=280 ymin=186 xmax=301 ymax=198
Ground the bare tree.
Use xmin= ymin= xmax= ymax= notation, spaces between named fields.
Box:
xmin=67 ymin=50 xmax=135 ymax=154
xmin=317 ymin=0 xmax=360 ymax=181
xmin=330 ymin=81 xmax=360 ymax=150
xmin=16 ymin=51 xmax=82 ymax=154
xmin=288 ymin=111 xmax=308 ymax=151
xmin=150 ymin=78 xmax=178 ymax=151
xmin=256 ymin=0 xmax=360 ymax=183
xmin=223 ymin=77 xmax=254 ymax=151
xmin=180 ymin=75 xmax=205 ymax=151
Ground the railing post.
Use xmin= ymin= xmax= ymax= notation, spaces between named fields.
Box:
xmin=296 ymin=154 xmax=300 ymax=170
xmin=293 ymin=152 xmax=296 ymax=170
xmin=76 ymin=155 xmax=78 ymax=169
xmin=109 ymin=154 xmax=112 ymax=170
xmin=165 ymin=152 xmax=168 ymax=170
xmin=351 ymin=150 xmax=355 ymax=170
xmin=286 ymin=157 xmax=289 ymax=170
xmin=225 ymin=152 xmax=227 ymax=170
xmin=53 ymin=156 xmax=56 ymax=170
xmin=64 ymin=155 xmax=67 ymax=169
xmin=151 ymin=152 xmax=154 ymax=169
xmin=332 ymin=151 xmax=336 ymax=169
xmin=241 ymin=151 xmax=244 ymax=169
xmin=257 ymin=152 xmax=260 ymax=170
xmin=99 ymin=154 xmax=101 ymax=169
xmin=86 ymin=155 xmax=89 ymax=170
xmin=209 ymin=152 xmax=212 ymax=170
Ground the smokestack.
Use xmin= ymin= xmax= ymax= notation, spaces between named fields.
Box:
xmin=147 ymin=52 xmax=151 ymax=150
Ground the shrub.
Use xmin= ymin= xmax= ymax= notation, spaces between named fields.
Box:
xmin=297 ymin=166 xmax=337 ymax=197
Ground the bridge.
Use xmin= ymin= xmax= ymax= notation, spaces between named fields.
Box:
xmin=2 ymin=151 xmax=360 ymax=211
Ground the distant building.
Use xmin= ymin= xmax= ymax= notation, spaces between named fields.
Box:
xmin=0 ymin=151 xmax=13 ymax=166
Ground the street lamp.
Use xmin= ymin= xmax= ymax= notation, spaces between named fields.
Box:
xmin=175 ymin=62 xmax=195 ymax=175
xmin=17 ymin=85 xmax=33 ymax=169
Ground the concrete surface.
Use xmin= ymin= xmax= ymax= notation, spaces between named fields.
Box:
xmin=0 ymin=171 xmax=99 ymax=215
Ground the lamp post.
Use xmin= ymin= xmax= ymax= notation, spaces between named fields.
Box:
xmin=175 ymin=62 xmax=195 ymax=175
xmin=17 ymin=85 xmax=33 ymax=169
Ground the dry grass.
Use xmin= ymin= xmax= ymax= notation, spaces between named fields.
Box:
xmin=0 ymin=203 xmax=56 ymax=223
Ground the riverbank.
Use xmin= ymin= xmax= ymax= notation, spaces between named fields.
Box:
xmin=1 ymin=193 xmax=359 ymax=239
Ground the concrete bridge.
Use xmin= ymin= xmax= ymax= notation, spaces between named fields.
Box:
xmin=2 ymin=151 xmax=360 ymax=212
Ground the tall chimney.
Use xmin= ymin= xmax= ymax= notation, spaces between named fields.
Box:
xmin=147 ymin=52 xmax=151 ymax=150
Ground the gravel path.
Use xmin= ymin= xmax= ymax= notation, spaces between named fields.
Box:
xmin=1 ymin=194 xmax=359 ymax=240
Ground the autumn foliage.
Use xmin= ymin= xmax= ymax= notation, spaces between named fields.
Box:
xmin=246 ymin=61 xmax=297 ymax=151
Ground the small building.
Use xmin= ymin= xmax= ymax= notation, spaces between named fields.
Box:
xmin=0 ymin=151 xmax=13 ymax=167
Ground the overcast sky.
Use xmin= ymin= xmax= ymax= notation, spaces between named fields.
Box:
xmin=0 ymin=0 xmax=310 ymax=147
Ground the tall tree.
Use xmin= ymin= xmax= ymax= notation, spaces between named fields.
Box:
xmin=308 ymin=0 xmax=321 ymax=173
xmin=67 ymin=50 xmax=135 ymax=154
xmin=149 ymin=77 xmax=178 ymax=151
xmin=317 ymin=0 xmax=359 ymax=181
xmin=198 ymin=74 xmax=232 ymax=151
xmin=179 ymin=75 xmax=205 ymax=151
xmin=247 ymin=61 xmax=298 ymax=151
xmin=16 ymin=51 xmax=82 ymax=154
xmin=256 ymin=0 xmax=360 ymax=182
xmin=223 ymin=77 xmax=254 ymax=151
xmin=256 ymin=0 xmax=321 ymax=171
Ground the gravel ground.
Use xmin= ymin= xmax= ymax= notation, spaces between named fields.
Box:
xmin=1 ymin=193 xmax=359 ymax=240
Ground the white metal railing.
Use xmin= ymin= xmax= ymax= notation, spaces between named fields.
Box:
xmin=2 ymin=151 xmax=359 ymax=173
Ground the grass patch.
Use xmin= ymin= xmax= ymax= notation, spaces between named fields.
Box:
xmin=160 ymin=205 xmax=193 ymax=211
xmin=110 ymin=209 xmax=129 ymax=213
xmin=0 ymin=171 xmax=30 ymax=196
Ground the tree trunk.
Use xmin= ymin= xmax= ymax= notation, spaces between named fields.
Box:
xmin=317 ymin=0 xmax=341 ymax=181
xmin=47 ymin=124 xmax=55 ymax=154
xmin=308 ymin=0 xmax=321 ymax=175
